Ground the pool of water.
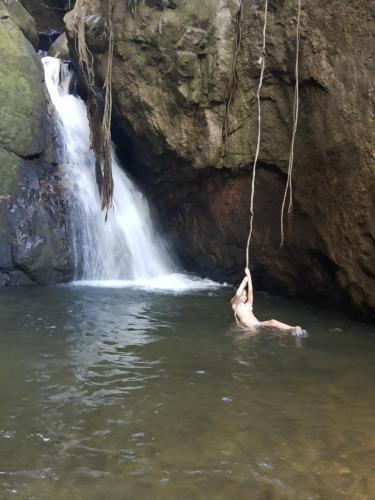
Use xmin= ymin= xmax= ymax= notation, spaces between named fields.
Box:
xmin=0 ymin=285 xmax=375 ymax=499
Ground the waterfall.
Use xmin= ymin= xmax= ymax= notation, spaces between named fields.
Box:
xmin=42 ymin=57 xmax=219 ymax=291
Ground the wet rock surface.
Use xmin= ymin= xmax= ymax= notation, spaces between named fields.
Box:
xmin=0 ymin=2 xmax=73 ymax=285
xmin=65 ymin=0 xmax=375 ymax=319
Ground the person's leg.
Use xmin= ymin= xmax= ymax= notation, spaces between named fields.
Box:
xmin=260 ymin=319 xmax=296 ymax=331
xmin=259 ymin=320 xmax=307 ymax=336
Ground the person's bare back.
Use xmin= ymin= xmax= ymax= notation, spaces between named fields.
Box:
xmin=231 ymin=268 xmax=306 ymax=336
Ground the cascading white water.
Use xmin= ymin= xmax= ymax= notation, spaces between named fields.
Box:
xmin=42 ymin=56 xmax=220 ymax=291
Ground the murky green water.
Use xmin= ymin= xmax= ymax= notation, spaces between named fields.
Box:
xmin=0 ymin=286 xmax=375 ymax=499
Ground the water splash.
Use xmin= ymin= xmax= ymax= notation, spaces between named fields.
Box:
xmin=42 ymin=57 xmax=222 ymax=291
xmin=70 ymin=274 xmax=221 ymax=293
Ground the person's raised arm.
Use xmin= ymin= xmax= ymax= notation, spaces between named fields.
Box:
xmin=245 ymin=268 xmax=253 ymax=306
xmin=235 ymin=275 xmax=248 ymax=296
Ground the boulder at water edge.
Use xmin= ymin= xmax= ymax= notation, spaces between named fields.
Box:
xmin=0 ymin=1 xmax=73 ymax=285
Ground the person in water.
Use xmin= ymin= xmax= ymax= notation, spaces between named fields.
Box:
xmin=231 ymin=268 xmax=306 ymax=335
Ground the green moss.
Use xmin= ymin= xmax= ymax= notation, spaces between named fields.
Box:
xmin=173 ymin=0 xmax=216 ymax=22
xmin=177 ymin=50 xmax=197 ymax=77
xmin=0 ymin=17 xmax=46 ymax=157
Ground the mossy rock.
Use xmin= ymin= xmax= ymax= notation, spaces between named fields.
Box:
xmin=0 ymin=16 xmax=48 ymax=158
xmin=48 ymin=32 xmax=69 ymax=59
xmin=1 ymin=0 xmax=38 ymax=48
xmin=85 ymin=14 xmax=109 ymax=53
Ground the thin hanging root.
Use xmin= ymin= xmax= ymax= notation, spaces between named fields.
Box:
xmin=101 ymin=0 xmax=115 ymax=213
xmin=127 ymin=0 xmax=138 ymax=17
xmin=245 ymin=0 xmax=268 ymax=269
xmin=280 ymin=0 xmax=302 ymax=247
xmin=159 ymin=0 xmax=169 ymax=33
xmin=221 ymin=0 xmax=243 ymax=157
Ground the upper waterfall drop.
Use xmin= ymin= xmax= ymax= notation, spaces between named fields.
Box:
xmin=42 ymin=56 xmax=221 ymax=292
xmin=43 ymin=56 xmax=174 ymax=281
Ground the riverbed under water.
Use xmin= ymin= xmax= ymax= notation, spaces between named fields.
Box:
xmin=0 ymin=285 xmax=375 ymax=499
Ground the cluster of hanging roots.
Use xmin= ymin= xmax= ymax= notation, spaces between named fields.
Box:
xmin=73 ymin=0 xmax=115 ymax=213
xmin=221 ymin=0 xmax=302 ymax=266
xmin=280 ymin=0 xmax=302 ymax=247
xmin=72 ymin=0 xmax=166 ymax=212
xmin=72 ymin=0 xmax=301 ymax=239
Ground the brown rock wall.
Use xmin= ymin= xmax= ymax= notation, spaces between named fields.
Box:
xmin=66 ymin=0 xmax=375 ymax=318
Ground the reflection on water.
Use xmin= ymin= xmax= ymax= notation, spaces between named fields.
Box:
xmin=0 ymin=286 xmax=375 ymax=499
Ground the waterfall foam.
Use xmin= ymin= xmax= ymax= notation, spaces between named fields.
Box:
xmin=42 ymin=57 xmax=221 ymax=292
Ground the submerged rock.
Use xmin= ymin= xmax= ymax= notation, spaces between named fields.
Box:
xmin=0 ymin=7 xmax=73 ymax=285
xmin=66 ymin=0 xmax=375 ymax=319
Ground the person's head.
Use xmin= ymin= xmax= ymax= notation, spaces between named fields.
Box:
xmin=231 ymin=291 xmax=247 ymax=307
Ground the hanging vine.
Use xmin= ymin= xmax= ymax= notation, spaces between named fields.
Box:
xmin=73 ymin=0 xmax=95 ymax=91
xmin=73 ymin=0 xmax=115 ymax=213
xmin=127 ymin=0 xmax=138 ymax=17
xmin=158 ymin=0 xmax=169 ymax=33
xmin=245 ymin=0 xmax=268 ymax=269
xmin=221 ymin=0 xmax=243 ymax=158
xmin=280 ymin=0 xmax=302 ymax=246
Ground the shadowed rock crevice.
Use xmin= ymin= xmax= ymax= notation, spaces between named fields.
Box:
xmin=20 ymin=0 xmax=72 ymax=32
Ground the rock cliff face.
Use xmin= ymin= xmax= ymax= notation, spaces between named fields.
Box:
xmin=0 ymin=1 xmax=73 ymax=285
xmin=66 ymin=0 xmax=374 ymax=318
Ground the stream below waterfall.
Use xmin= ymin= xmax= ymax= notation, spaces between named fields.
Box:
xmin=1 ymin=53 xmax=374 ymax=500
xmin=1 ymin=286 xmax=375 ymax=499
